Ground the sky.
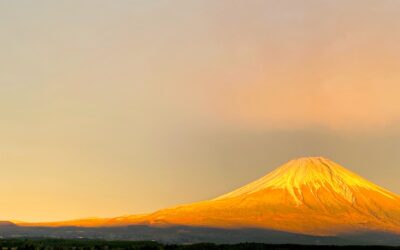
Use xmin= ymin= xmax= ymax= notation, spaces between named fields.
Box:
xmin=1 ymin=0 xmax=400 ymax=222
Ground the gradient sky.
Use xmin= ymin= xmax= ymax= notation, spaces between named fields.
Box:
xmin=1 ymin=0 xmax=400 ymax=222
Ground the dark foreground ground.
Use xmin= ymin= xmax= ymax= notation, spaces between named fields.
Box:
xmin=1 ymin=225 xmax=399 ymax=246
xmin=0 ymin=239 xmax=399 ymax=250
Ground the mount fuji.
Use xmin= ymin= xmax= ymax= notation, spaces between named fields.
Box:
xmin=16 ymin=157 xmax=400 ymax=243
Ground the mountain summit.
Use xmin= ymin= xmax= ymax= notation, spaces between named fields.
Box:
xmin=19 ymin=157 xmax=400 ymax=236
xmin=216 ymin=157 xmax=396 ymax=205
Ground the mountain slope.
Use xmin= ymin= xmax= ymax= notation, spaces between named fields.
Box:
xmin=18 ymin=157 xmax=400 ymax=236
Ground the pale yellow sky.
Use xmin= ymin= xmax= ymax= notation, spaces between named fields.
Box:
xmin=0 ymin=0 xmax=400 ymax=221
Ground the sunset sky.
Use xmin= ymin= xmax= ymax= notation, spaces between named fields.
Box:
xmin=1 ymin=0 xmax=400 ymax=222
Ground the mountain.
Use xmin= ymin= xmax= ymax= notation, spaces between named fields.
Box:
xmin=18 ymin=157 xmax=400 ymax=237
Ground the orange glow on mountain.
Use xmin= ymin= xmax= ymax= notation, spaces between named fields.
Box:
xmin=18 ymin=157 xmax=400 ymax=236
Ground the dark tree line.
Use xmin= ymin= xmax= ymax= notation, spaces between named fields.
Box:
xmin=0 ymin=239 xmax=398 ymax=250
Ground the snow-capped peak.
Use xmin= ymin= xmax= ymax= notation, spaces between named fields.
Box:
xmin=215 ymin=157 xmax=396 ymax=204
